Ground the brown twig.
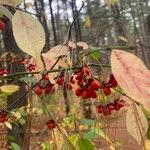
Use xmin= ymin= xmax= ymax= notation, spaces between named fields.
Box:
xmin=0 ymin=64 xmax=110 ymax=79
xmin=15 ymin=7 xmax=38 ymax=16
xmin=64 ymin=1 xmax=84 ymax=44
xmin=6 ymin=57 xmax=63 ymax=110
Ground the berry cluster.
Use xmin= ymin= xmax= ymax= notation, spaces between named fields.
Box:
xmin=27 ymin=64 xmax=36 ymax=72
xmin=35 ymin=74 xmax=55 ymax=96
xmin=0 ymin=68 xmax=8 ymax=76
xmin=55 ymin=75 xmax=64 ymax=85
xmin=0 ymin=19 xmax=5 ymax=30
xmin=74 ymin=67 xmax=100 ymax=99
xmin=55 ymin=75 xmax=73 ymax=90
xmin=97 ymin=100 xmax=124 ymax=116
xmin=101 ymin=74 xmax=118 ymax=96
xmin=46 ymin=119 xmax=56 ymax=130
xmin=0 ymin=111 xmax=8 ymax=123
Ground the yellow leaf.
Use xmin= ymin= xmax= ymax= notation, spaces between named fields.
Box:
xmin=0 ymin=0 xmax=22 ymax=6
xmin=11 ymin=112 xmax=21 ymax=120
xmin=144 ymin=140 xmax=150 ymax=150
xmin=43 ymin=45 xmax=70 ymax=68
xmin=0 ymin=84 xmax=19 ymax=93
xmin=119 ymin=36 xmax=128 ymax=43
xmin=47 ymin=45 xmax=68 ymax=58
xmin=52 ymin=126 xmax=68 ymax=150
xmin=126 ymin=103 xmax=148 ymax=144
xmin=77 ymin=42 xmax=89 ymax=50
xmin=12 ymin=11 xmax=45 ymax=63
xmin=5 ymin=122 xmax=12 ymax=130
xmin=85 ymin=16 xmax=91 ymax=28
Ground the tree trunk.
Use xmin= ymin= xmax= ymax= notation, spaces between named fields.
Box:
xmin=49 ymin=0 xmax=58 ymax=45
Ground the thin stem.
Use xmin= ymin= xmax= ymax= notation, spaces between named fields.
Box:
xmin=65 ymin=1 xmax=84 ymax=44
xmin=6 ymin=57 xmax=62 ymax=110
xmin=0 ymin=64 xmax=110 ymax=79
xmin=15 ymin=7 xmax=38 ymax=16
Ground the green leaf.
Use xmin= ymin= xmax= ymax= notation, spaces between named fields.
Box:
xmin=10 ymin=142 xmax=21 ymax=150
xmin=90 ymin=50 xmax=101 ymax=60
xmin=94 ymin=127 xmax=112 ymax=143
xmin=81 ymin=119 xmax=95 ymax=126
xmin=63 ymin=134 xmax=79 ymax=150
xmin=142 ymin=106 xmax=150 ymax=120
xmin=41 ymin=140 xmax=54 ymax=150
xmin=19 ymin=76 xmax=37 ymax=84
xmin=8 ymin=135 xmax=16 ymax=142
xmin=112 ymin=140 xmax=123 ymax=148
xmin=69 ymin=134 xmax=80 ymax=146
xmin=78 ymin=138 xmax=93 ymax=150
xmin=147 ymin=127 xmax=150 ymax=140
xmin=63 ymin=115 xmax=75 ymax=129
xmin=0 ymin=92 xmax=11 ymax=98
xmin=84 ymin=129 xmax=98 ymax=140
xmin=19 ymin=118 xmax=26 ymax=125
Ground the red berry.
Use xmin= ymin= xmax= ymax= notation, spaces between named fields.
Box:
xmin=90 ymin=91 xmax=97 ymax=99
xmin=70 ymin=76 xmax=75 ymax=84
xmin=107 ymin=104 xmax=115 ymax=114
xmin=0 ymin=70 xmax=4 ymax=75
xmin=43 ymin=74 xmax=49 ymax=81
xmin=76 ymin=72 xmax=83 ymax=82
xmin=0 ymin=68 xmax=8 ymax=76
xmin=46 ymin=120 xmax=56 ymax=129
xmin=82 ymin=90 xmax=90 ymax=99
xmin=0 ymin=112 xmax=8 ymax=123
xmin=56 ymin=77 xmax=64 ymax=85
xmin=97 ymin=105 xmax=103 ymax=113
xmin=75 ymin=87 xmax=84 ymax=96
xmin=45 ymin=84 xmax=54 ymax=94
xmin=3 ymin=69 xmax=8 ymax=75
xmin=35 ymin=86 xmax=43 ymax=96
xmin=102 ymin=106 xmax=109 ymax=116
xmin=27 ymin=64 xmax=36 ymax=71
xmin=0 ymin=20 xmax=5 ymax=30
xmin=81 ymin=67 xmax=91 ymax=76
xmin=114 ymin=100 xmax=124 ymax=111
xmin=107 ymin=104 xmax=115 ymax=111
xmin=103 ymin=87 xmax=111 ymax=96
xmin=90 ymin=80 xmax=101 ymax=90
xmin=87 ymin=85 xmax=94 ymax=94
xmin=108 ymin=74 xmax=118 ymax=88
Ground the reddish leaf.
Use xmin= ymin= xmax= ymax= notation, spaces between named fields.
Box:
xmin=29 ymin=45 xmax=70 ymax=81
xmin=111 ymin=50 xmax=150 ymax=107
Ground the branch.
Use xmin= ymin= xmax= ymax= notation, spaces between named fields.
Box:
xmin=6 ymin=57 xmax=63 ymax=110
xmin=15 ymin=7 xmax=38 ymax=16
xmin=64 ymin=1 xmax=84 ymax=44
xmin=93 ymin=77 xmax=140 ymax=106
xmin=0 ymin=64 xmax=110 ymax=79
xmin=93 ymin=46 xmax=137 ymax=51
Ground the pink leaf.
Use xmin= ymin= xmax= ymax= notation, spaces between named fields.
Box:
xmin=111 ymin=50 xmax=150 ymax=107
xmin=29 ymin=45 xmax=70 ymax=81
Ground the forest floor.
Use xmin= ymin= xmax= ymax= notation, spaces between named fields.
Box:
xmin=0 ymin=106 xmax=144 ymax=150
xmin=29 ymin=107 xmax=143 ymax=150
xmin=0 ymin=91 xmax=145 ymax=150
